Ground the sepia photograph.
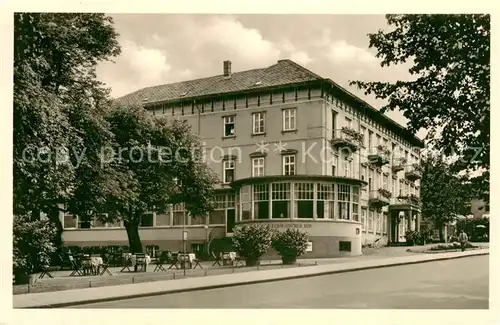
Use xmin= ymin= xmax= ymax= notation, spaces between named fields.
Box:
xmin=7 ymin=7 xmax=491 ymax=317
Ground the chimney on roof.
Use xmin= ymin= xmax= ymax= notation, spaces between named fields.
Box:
xmin=223 ymin=60 xmax=232 ymax=77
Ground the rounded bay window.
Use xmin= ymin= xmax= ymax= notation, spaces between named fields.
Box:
xmin=231 ymin=175 xmax=364 ymax=222
xmin=230 ymin=175 xmax=367 ymax=258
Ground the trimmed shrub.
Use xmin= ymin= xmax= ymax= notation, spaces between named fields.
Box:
xmin=272 ymin=229 xmax=309 ymax=264
xmin=232 ymin=224 xmax=273 ymax=266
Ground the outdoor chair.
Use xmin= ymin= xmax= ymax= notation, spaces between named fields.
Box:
xmin=58 ymin=253 xmax=72 ymax=271
xmin=135 ymin=253 xmax=148 ymax=272
xmin=192 ymin=255 xmax=203 ymax=269
xmin=168 ymin=253 xmax=181 ymax=270
xmin=233 ymin=253 xmax=244 ymax=267
xmin=80 ymin=255 xmax=96 ymax=275
xmin=99 ymin=256 xmax=113 ymax=276
xmin=38 ymin=265 xmax=54 ymax=279
xmin=153 ymin=251 xmax=170 ymax=272
xmin=68 ymin=255 xmax=83 ymax=276
xmin=211 ymin=252 xmax=223 ymax=266
xmin=120 ymin=254 xmax=133 ymax=272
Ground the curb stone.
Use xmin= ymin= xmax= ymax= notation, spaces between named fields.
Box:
xmin=16 ymin=250 xmax=489 ymax=308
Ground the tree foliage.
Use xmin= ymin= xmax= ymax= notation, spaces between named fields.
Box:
xmin=13 ymin=214 xmax=58 ymax=284
xmin=14 ymin=13 xmax=120 ymax=223
xmin=14 ymin=13 xmax=218 ymax=256
xmin=420 ymin=154 xmax=471 ymax=240
xmin=350 ymin=14 xmax=489 ymax=201
xmin=91 ymin=105 xmax=218 ymax=252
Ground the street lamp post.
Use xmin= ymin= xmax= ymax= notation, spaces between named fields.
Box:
xmin=182 ymin=205 xmax=186 ymax=276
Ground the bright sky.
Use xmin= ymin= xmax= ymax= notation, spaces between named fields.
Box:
xmin=96 ymin=14 xmax=426 ymax=139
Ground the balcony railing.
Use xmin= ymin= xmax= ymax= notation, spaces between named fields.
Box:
xmin=367 ymin=145 xmax=391 ymax=166
xmin=330 ymin=127 xmax=362 ymax=152
xmin=368 ymin=189 xmax=391 ymax=208
xmin=404 ymin=164 xmax=421 ymax=181
xmin=392 ymin=157 xmax=407 ymax=173
xmin=390 ymin=195 xmax=421 ymax=207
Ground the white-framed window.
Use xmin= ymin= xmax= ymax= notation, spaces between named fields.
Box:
xmin=375 ymin=211 xmax=381 ymax=234
xmin=282 ymin=108 xmax=296 ymax=131
xmin=140 ymin=212 xmax=154 ymax=227
xmin=172 ymin=203 xmax=185 ymax=226
xmin=332 ymin=154 xmax=338 ymax=176
xmin=294 ymin=182 xmax=314 ymax=219
xmin=155 ymin=210 xmax=170 ymax=226
xmin=223 ymin=159 xmax=235 ymax=183
xmin=337 ymin=184 xmax=351 ymax=220
xmin=361 ymin=126 xmax=367 ymax=148
xmin=223 ymin=115 xmax=235 ymax=137
xmin=271 ymin=182 xmax=291 ymax=218
xmin=253 ymin=184 xmax=269 ymax=220
xmin=252 ymin=157 xmax=265 ymax=177
xmin=361 ymin=208 xmax=367 ymax=231
xmin=368 ymin=209 xmax=374 ymax=232
xmin=343 ymin=154 xmax=352 ymax=177
xmin=345 ymin=117 xmax=352 ymax=128
xmin=317 ymin=184 xmax=335 ymax=219
xmin=252 ymin=112 xmax=265 ymax=134
xmin=78 ymin=215 xmax=92 ymax=229
xmin=361 ymin=166 xmax=367 ymax=191
xmin=63 ymin=211 xmax=77 ymax=229
xmin=209 ymin=194 xmax=226 ymax=224
xmin=283 ymin=155 xmax=296 ymax=175
xmin=352 ymin=187 xmax=359 ymax=221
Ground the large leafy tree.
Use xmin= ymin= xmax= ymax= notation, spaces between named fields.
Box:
xmin=420 ymin=154 xmax=472 ymax=241
xmin=350 ymin=14 xmax=490 ymax=202
xmin=13 ymin=13 xmax=121 ymax=244
xmin=91 ymin=106 xmax=218 ymax=253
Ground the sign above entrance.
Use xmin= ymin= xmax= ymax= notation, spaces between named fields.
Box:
xmin=267 ymin=223 xmax=312 ymax=229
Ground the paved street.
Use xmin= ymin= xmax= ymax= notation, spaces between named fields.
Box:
xmin=73 ymin=255 xmax=488 ymax=309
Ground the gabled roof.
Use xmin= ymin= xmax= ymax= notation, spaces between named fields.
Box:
xmin=115 ymin=59 xmax=424 ymax=147
xmin=115 ymin=59 xmax=322 ymax=106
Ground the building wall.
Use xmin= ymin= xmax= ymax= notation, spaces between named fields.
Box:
xmin=61 ymin=86 xmax=423 ymax=251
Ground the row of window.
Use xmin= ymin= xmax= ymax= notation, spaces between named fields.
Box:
xmin=63 ymin=195 xmax=236 ymax=229
xmin=223 ymin=108 xmax=296 ymax=137
xmin=237 ymin=183 xmax=360 ymax=221
xmin=223 ymin=155 xmax=296 ymax=183
xmin=224 ymin=154 xmax=419 ymax=199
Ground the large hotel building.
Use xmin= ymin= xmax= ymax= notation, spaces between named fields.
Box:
xmin=61 ymin=59 xmax=424 ymax=257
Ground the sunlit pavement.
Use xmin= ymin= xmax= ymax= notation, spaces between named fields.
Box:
xmin=73 ymin=255 xmax=488 ymax=309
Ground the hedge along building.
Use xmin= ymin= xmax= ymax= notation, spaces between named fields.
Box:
xmin=60 ymin=59 xmax=425 ymax=257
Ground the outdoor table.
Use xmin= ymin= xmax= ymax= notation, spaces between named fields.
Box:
xmin=80 ymin=256 xmax=104 ymax=275
xmin=120 ymin=253 xmax=151 ymax=272
xmin=169 ymin=253 xmax=196 ymax=269
xmin=222 ymin=252 xmax=236 ymax=266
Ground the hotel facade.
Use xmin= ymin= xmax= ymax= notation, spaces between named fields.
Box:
xmin=61 ymin=59 xmax=424 ymax=258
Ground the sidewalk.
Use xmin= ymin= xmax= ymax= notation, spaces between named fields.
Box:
xmin=13 ymin=248 xmax=488 ymax=308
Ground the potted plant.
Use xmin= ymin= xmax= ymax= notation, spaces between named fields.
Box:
xmin=231 ymin=224 xmax=273 ymax=266
xmin=272 ymin=229 xmax=309 ymax=265
xmin=378 ymin=188 xmax=392 ymax=199
xmin=376 ymin=145 xmax=391 ymax=156
xmin=341 ymin=126 xmax=363 ymax=143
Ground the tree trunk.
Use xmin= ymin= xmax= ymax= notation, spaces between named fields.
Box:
xmin=124 ymin=218 xmax=143 ymax=253
xmin=438 ymin=225 xmax=444 ymax=243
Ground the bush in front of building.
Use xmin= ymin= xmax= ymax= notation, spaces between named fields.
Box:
xmin=231 ymin=224 xmax=273 ymax=266
xmin=272 ymin=229 xmax=309 ymax=265
xmin=13 ymin=214 xmax=57 ymax=284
